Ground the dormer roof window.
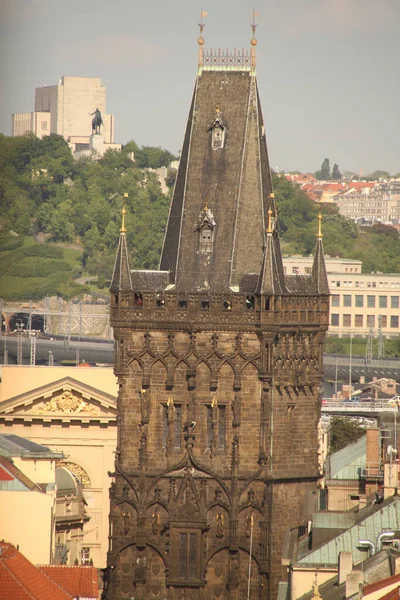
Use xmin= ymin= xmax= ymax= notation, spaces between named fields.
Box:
xmin=208 ymin=105 xmax=226 ymax=149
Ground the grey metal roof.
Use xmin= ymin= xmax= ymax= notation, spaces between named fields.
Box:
xmin=299 ymin=496 xmax=400 ymax=565
xmin=327 ymin=435 xmax=366 ymax=481
xmin=0 ymin=434 xmax=64 ymax=459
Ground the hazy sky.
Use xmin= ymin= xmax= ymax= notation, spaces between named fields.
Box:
xmin=1 ymin=0 xmax=399 ymax=175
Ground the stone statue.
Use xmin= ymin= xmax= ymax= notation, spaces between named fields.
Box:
xmin=90 ymin=108 xmax=103 ymax=134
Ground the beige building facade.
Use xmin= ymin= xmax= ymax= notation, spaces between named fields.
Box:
xmin=0 ymin=366 xmax=118 ymax=568
xmin=283 ymin=256 xmax=400 ymax=337
xmin=12 ymin=76 xmax=121 ymax=155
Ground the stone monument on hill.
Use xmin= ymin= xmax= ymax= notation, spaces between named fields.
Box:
xmin=104 ymin=19 xmax=330 ymax=600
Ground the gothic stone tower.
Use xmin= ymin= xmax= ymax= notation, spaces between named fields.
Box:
xmin=106 ymin=37 xmax=330 ymax=600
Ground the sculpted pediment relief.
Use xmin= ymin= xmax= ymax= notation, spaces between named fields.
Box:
xmin=0 ymin=376 xmax=117 ymax=419
xmin=37 ymin=390 xmax=98 ymax=415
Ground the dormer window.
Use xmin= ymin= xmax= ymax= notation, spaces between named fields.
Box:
xmin=208 ymin=106 xmax=226 ymax=150
xmin=195 ymin=202 xmax=216 ymax=254
xmin=200 ymin=225 xmax=214 ymax=253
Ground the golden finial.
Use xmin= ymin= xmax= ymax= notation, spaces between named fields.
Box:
xmin=317 ymin=211 xmax=323 ymax=239
xmin=204 ymin=200 xmax=209 ymax=211
xmin=312 ymin=573 xmax=322 ymax=600
xmin=167 ymin=396 xmax=174 ymax=406
xmin=251 ymin=9 xmax=259 ymax=69
xmin=269 ymin=192 xmax=274 ymax=198
xmin=216 ymin=104 xmax=220 ymax=114
xmin=198 ymin=9 xmax=208 ymax=67
xmin=267 ymin=208 xmax=273 ymax=234
xmin=121 ymin=193 xmax=128 ymax=233
xmin=211 ymin=395 xmax=217 ymax=408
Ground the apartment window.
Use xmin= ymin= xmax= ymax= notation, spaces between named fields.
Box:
xmin=305 ymin=267 xmax=312 ymax=274
xmin=41 ymin=121 xmax=48 ymax=131
xmin=380 ymin=316 xmax=388 ymax=328
xmin=331 ymin=294 xmax=340 ymax=307
xmin=391 ymin=296 xmax=399 ymax=309
xmin=331 ymin=314 xmax=339 ymax=326
xmin=367 ymin=315 xmax=375 ymax=327
xmin=292 ymin=267 xmax=299 ymax=275
xmin=343 ymin=314 xmax=351 ymax=327
xmin=379 ymin=296 xmax=387 ymax=308
xmin=355 ymin=315 xmax=363 ymax=327
xmin=81 ymin=547 xmax=90 ymax=565
xmin=367 ymin=295 xmax=375 ymax=308
xmin=343 ymin=295 xmax=352 ymax=307
xmin=390 ymin=316 xmax=399 ymax=328
xmin=355 ymin=295 xmax=364 ymax=307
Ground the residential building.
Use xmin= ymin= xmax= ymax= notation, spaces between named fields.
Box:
xmin=12 ymin=76 xmax=121 ymax=156
xmin=0 ymin=366 xmax=118 ymax=568
xmin=105 ymin=33 xmax=329 ymax=600
xmin=283 ymin=256 xmax=400 ymax=337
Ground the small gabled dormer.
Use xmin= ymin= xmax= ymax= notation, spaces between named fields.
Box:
xmin=208 ymin=105 xmax=226 ymax=149
xmin=195 ymin=202 xmax=216 ymax=254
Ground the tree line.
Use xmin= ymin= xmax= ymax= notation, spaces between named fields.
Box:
xmin=1 ymin=133 xmax=400 ymax=298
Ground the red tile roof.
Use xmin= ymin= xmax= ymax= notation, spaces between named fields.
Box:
xmin=39 ymin=565 xmax=98 ymax=597
xmin=363 ymin=572 xmax=400 ymax=596
xmin=378 ymin=585 xmax=400 ymax=600
xmin=0 ymin=543 xmax=72 ymax=600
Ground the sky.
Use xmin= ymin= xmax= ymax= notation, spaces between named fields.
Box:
xmin=0 ymin=0 xmax=399 ymax=175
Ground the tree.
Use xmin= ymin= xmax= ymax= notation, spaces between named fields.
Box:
xmin=329 ymin=417 xmax=364 ymax=454
xmin=315 ymin=158 xmax=331 ymax=180
xmin=332 ymin=163 xmax=342 ymax=180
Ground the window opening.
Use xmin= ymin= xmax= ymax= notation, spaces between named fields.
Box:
xmin=246 ymin=296 xmax=255 ymax=310
xmin=223 ymin=299 xmax=232 ymax=310
xmin=156 ymin=295 xmax=165 ymax=308
xmin=134 ymin=293 xmax=142 ymax=306
xmin=208 ymin=105 xmax=226 ymax=150
xmin=201 ymin=299 xmax=210 ymax=309
xmin=179 ymin=299 xmax=187 ymax=309
xmin=114 ymin=294 xmax=119 ymax=307
xmin=265 ymin=297 xmax=271 ymax=310
xmin=179 ymin=533 xmax=197 ymax=580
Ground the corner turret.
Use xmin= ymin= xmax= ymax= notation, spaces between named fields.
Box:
xmin=109 ymin=196 xmax=132 ymax=294
xmin=312 ymin=211 xmax=329 ymax=294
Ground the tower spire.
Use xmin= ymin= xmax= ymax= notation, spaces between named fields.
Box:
xmin=198 ymin=9 xmax=207 ymax=68
xmin=110 ymin=193 xmax=132 ymax=293
xmin=250 ymin=9 xmax=259 ymax=70
xmin=311 ymin=209 xmax=329 ymax=294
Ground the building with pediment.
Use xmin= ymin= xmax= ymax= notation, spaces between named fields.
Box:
xmin=105 ymin=27 xmax=330 ymax=600
xmin=0 ymin=365 xmax=118 ymax=568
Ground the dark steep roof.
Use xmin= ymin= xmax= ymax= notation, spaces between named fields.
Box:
xmin=110 ymin=231 xmax=132 ymax=293
xmin=160 ymin=69 xmax=276 ymax=293
xmin=312 ymin=234 xmax=330 ymax=294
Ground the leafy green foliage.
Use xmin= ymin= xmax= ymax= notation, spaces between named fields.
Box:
xmin=315 ymin=158 xmax=331 ymax=180
xmin=329 ymin=417 xmax=365 ymax=454
xmin=332 ymin=163 xmax=342 ymax=180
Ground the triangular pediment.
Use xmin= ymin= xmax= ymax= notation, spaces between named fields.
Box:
xmin=0 ymin=377 xmax=117 ymax=419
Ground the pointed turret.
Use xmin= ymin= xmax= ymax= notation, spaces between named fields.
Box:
xmin=256 ymin=204 xmax=287 ymax=295
xmin=312 ymin=211 xmax=329 ymax=294
xmin=110 ymin=198 xmax=132 ymax=293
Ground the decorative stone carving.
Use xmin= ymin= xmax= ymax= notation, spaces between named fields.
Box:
xmin=216 ymin=513 xmax=224 ymax=538
xmin=56 ymin=461 xmax=91 ymax=488
xmin=38 ymin=390 xmax=98 ymax=415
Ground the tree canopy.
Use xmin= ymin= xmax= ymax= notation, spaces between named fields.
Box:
xmin=329 ymin=417 xmax=365 ymax=454
xmin=1 ymin=133 xmax=400 ymax=300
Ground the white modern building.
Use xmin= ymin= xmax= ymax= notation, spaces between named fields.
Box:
xmin=12 ymin=76 xmax=121 ymax=156
xmin=283 ymin=256 xmax=400 ymax=338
